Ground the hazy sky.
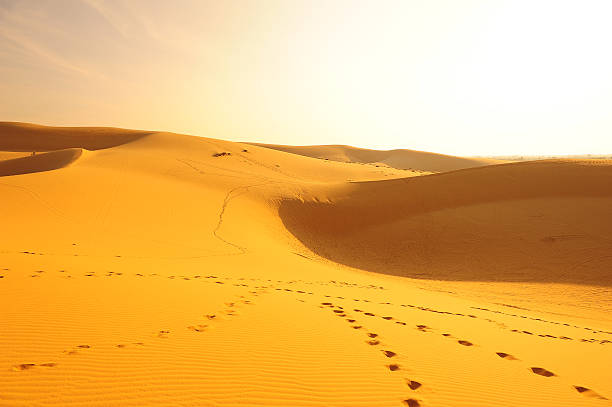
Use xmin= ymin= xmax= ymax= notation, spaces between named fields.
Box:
xmin=1 ymin=0 xmax=612 ymax=156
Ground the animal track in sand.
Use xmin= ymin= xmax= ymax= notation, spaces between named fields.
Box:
xmin=403 ymin=399 xmax=421 ymax=407
xmin=387 ymin=364 xmax=400 ymax=371
xmin=382 ymin=350 xmax=397 ymax=358
xmin=457 ymin=340 xmax=473 ymax=347
xmin=530 ymin=367 xmax=555 ymax=377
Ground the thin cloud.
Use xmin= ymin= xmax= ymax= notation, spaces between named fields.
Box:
xmin=80 ymin=0 xmax=131 ymax=40
xmin=0 ymin=3 xmax=104 ymax=79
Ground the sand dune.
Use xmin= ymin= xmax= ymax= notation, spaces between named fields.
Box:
xmin=1 ymin=123 xmax=610 ymax=407
xmin=0 ymin=148 xmax=83 ymax=177
xmin=279 ymin=159 xmax=612 ymax=285
xmin=0 ymin=122 xmax=150 ymax=151
xmin=250 ymin=143 xmax=506 ymax=172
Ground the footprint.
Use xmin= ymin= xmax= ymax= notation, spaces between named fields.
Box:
xmin=364 ymin=312 xmax=375 ymax=317
xmin=403 ymin=399 xmax=421 ymax=407
xmin=77 ymin=345 xmax=91 ymax=349
xmin=12 ymin=363 xmax=36 ymax=371
xmin=531 ymin=367 xmax=555 ymax=377
xmin=496 ymin=352 xmax=517 ymax=360
xmin=188 ymin=325 xmax=208 ymax=332
xmin=382 ymin=316 xmax=393 ymax=320
xmin=406 ymin=380 xmax=422 ymax=390
xmin=388 ymin=364 xmax=400 ymax=371
xmin=205 ymin=314 xmax=217 ymax=320
xmin=367 ymin=333 xmax=379 ymax=338
xmin=574 ymin=386 xmax=608 ymax=399
xmin=367 ymin=340 xmax=381 ymax=346
xmin=39 ymin=363 xmax=57 ymax=367
xmin=382 ymin=350 xmax=397 ymax=358
xmin=458 ymin=340 xmax=473 ymax=346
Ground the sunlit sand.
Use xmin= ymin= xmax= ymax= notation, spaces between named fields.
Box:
xmin=0 ymin=122 xmax=610 ymax=406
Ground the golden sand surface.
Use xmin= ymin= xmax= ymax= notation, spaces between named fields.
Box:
xmin=1 ymin=123 xmax=610 ymax=406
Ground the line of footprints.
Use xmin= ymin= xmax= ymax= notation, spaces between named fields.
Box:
xmin=5 ymin=264 xmax=611 ymax=344
xmin=318 ymin=300 xmax=608 ymax=405
xmin=11 ymin=284 xmax=267 ymax=372
xmin=320 ymin=301 xmax=425 ymax=406
xmin=6 ymin=268 xmax=610 ymax=403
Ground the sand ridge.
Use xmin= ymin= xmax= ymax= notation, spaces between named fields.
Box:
xmin=0 ymin=122 xmax=151 ymax=151
xmin=249 ymin=142 xmax=507 ymax=172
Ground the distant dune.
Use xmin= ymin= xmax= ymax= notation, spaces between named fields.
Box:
xmin=0 ymin=122 xmax=150 ymax=151
xmin=1 ymin=122 xmax=610 ymax=407
xmin=250 ymin=143 xmax=506 ymax=172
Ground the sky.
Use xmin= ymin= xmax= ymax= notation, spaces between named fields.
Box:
xmin=1 ymin=0 xmax=612 ymax=156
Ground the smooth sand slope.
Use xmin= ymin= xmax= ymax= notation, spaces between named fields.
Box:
xmin=1 ymin=123 xmax=610 ymax=407
xmin=280 ymin=159 xmax=612 ymax=285
xmin=250 ymin=143 xmax=506 ymax=172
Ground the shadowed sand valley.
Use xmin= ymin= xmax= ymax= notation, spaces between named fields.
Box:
xmin=1 ymin=123 xmax=611 ymax=407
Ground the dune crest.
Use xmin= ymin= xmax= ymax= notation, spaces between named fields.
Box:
xmin=250 ymin=143 xmax=506 ymax=172
xmin=0 ymin=122 xmax=150 ymax=151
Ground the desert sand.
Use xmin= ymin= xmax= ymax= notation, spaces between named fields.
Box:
xmin=1 ymin=122 xmax=610 ymax=407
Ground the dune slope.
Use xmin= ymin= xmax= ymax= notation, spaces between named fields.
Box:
xmin=279 ymin=160 xmax=612 ymax=285
xmin=250 ymin=143 xmax=506 ymax=172
xmin=0 ymin=123 xmax=610 ymax=407
xmin=0 ymin=148 xmax=83 ymax=177
xmin=0 ymin=122 xmax=150 ymax=151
